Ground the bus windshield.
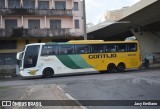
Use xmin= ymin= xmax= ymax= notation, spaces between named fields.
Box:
xmin=23 ymin=45 xmax=40 ymax=68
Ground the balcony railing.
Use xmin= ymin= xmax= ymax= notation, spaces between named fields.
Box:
xmin=0 ymin=28 xmax=76 ymax=37
xmin=0 ymin=8 xmax=73 ymax=16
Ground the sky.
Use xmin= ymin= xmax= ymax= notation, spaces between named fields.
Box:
xmin=86 ymin=0 xmax=141 ymax=25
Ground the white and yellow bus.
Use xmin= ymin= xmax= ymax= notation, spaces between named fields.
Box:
xmin=16 ymin=40 xmax=141 ymax=77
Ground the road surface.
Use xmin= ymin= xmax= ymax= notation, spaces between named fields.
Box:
xmin=0 ymin=68 xmax=160 ymax=109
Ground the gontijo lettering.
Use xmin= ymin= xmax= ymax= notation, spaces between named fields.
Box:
xmin=89 ymin=54 xmax=117 ymax=59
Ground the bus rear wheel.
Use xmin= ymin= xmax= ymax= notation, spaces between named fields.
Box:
xmin=117 ymin=63 xmax=125 ymax=72
xmin=107 ymin=64 xmax=117 ymax=73
xmin=43 ymin=68 xmax=54 ymax=78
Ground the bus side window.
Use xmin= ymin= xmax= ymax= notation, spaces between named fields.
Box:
xmin=107 ymin=44 xmax=116 ymax=52
xmin=52 ymin=45 xmax=58 ymax=55
xmin=128 ymin=43 xmax=137 ymax=52
xmin=59 ymin=45 xmax=74 ymax=55
xmin=41 ymin=45 xmax=50 ymax=55
xmin=59 ymin=46 xmax=65 ymax=54
xmin=75 ymin=45 xmax=90 ymax=54
xmin=64 ymin=50 xmax=68 ymax=54
xmin=117 ymin=44 xmax=127 ymax=52
xmin=104 ymin=45 xmax=108 ymax=52
xmin=41 ymin=46 xmax=46 ymax=55
xmin=41 ymin=45 xmax=58 ymax=55
xmin=91 ymin=44 xmax=104 ymax=53
xmin=84 ymin=47 xmax=90 ymax=53
xmin=68 ymin=46 xmax=74 ymax=54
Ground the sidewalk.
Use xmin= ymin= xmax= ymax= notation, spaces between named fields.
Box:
xmin=0 ymin=84 xmax=82 ymax=109
xmin=150 ymin=63 xmax=160 ymax=68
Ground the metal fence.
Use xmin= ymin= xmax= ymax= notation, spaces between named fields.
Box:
xmin=25 ymin=28 xmax=71 ymax=37
xmin=0 ymin=28 xmax=73 ymax=37
xmin=0 ymin=8 xmax=73 ymax=16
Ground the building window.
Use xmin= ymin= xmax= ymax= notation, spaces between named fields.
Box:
xmin=23 ymin=0 xmax=35 ymax=9
xmin=8 ymin=0 xmax=20 ymax=8
xmin=50 ymin=20 xmax=61 ymax=29
xmin=73 ymin=2 xmax=78 ymax=11
xmin=0 ymin=40 xmax=17 ymax=49
xmin=55 ymin=1 xmax=66 ymax=9
xmin=75 ymin=20 xmax=80 ymax=29
xmin=38 ymin=1 xmax=49 ymax=9
xmin=5 ymin=19 xmax=17 ymax=36
xmin=5 ymin=19 xmax=17 ymax=29
xmin=0 ymin=0 xmax=5 ymax=8
xmin=28 ymin=20 xmax=40 ymax=29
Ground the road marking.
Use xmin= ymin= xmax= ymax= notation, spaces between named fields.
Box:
xmin=57 ymin=86 xmax=65 ymax=93
xmin=57 ymin=86 xmax=87 ymax=109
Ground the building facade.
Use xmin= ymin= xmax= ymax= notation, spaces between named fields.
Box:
xmin=0 ymin=0 xmax=85 ymax=74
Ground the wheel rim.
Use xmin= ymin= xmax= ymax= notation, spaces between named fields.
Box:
xmin=108 ymin=65 xmax=116 ymax=73
xmin=43 ymin=68 xmax=53 ymax=78
xmin=118 ymin=64 xmax=125 ymax=72
xmin=45 ymin=70 xmax=51 ymax=76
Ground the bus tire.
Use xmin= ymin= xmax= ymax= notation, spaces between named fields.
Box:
xmin=43 ymin=67 xmax=54 ymax=78
xmin=107 ymin=64 xmax=117 ymax=73
xmin=117 ymin=63 xmax=125 ymax=72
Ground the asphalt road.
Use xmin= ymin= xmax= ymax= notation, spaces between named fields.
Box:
xmin=0 ymin=68 xmax=160 ymax=109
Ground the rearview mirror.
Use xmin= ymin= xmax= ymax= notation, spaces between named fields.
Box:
xmin=16 ymin=52 xmax=23 ymax=60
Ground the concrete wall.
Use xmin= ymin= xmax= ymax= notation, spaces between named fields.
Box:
xmin=73 ymin=0 xmax=84 ymax=36
xmin=0 ymin=65 xmax=17 ymax=77
xmin=131 ymin=29 xmax=160 ymax=63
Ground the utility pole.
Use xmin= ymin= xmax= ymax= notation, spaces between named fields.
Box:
xmin=83 ymin=0 xmax=87 ymax=40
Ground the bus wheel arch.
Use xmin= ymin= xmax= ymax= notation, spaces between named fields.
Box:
xmin=117 ymin=62 xmax=126 ymax=72
xmin=42 ymin=67 xmax=54 ymax=78
xmin=107 ymin=63 xmax=117 ymax=73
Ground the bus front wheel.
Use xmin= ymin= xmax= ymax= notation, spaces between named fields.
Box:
xmin=107 ymin=64 xmax=117 ymax=73
xmin=43 ymin=68 xmax=54 ymax=78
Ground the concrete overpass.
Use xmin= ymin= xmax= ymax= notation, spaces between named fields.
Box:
xmin=87 ymin=0 xmax=160 ymax=63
